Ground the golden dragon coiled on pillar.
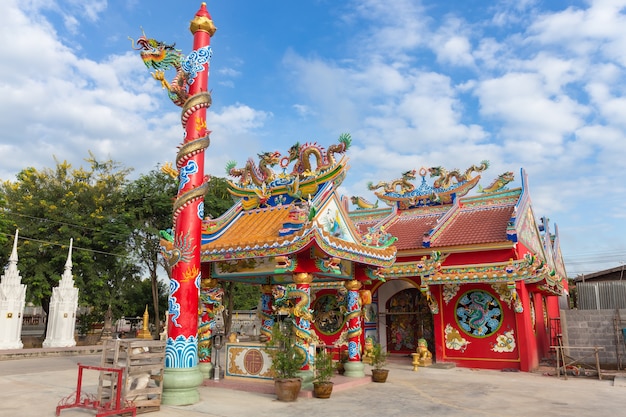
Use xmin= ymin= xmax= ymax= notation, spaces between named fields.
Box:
xmin=132 ymin=30 xmax=213 ymax=246
xmin=172 ymin=91 xmax=212 ymax=226
xmin=272 ymin=284 xmax=313 ymax=367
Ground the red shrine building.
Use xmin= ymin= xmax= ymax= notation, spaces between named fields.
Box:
xmin=197 ymin=137 xmax=568 ymax=375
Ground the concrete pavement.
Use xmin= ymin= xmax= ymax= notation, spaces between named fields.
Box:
xmin=2 ymin=350 xmax=626 ymax=417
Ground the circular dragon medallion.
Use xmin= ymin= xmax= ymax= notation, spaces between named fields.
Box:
xmin=243 ymin=349 xmax=264 ymax=375
xmin=456 ymin=290 xmax=502 ymax=337
xmin=313 ymin=293 xmax=346 ymax=335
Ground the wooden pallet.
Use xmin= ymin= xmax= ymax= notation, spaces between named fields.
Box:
xmin=99 ymin=339 xmax=165 ymax=414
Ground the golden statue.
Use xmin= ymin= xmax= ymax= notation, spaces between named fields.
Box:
xmin=362 ymin=336 xmax=375 ymax=365
xmin=417 ymin=338 xmax=432 ymax=366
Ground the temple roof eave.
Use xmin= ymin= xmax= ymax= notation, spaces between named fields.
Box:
xmin=200 ymin=224 xmax=396 ymax=268
xmin=395 ymin=241 xmax=515 ymax=259
xmin=377 ymin=253 xmax=566 ymax=295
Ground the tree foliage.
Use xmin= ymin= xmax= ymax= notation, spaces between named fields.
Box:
xmin=221 ymin=281 xmax=261 ymax=337
xmin=0 ymin=194 xmax=11 ymax=246
xmin=124 ymin=168 xmax=178 ymax=329
xmin=204 ymin=176 xmax=235 ymax=219
xmin=0 ymin=155 xmax=138 ymax=323
xmin=0 ymin=155 xmax=261 ymax=338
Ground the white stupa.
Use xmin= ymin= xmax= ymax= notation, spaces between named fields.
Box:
xmin=43 ymin=239 xmax=79 ymax=348
xmin=0 ymin=230 xmax=26 ymax=350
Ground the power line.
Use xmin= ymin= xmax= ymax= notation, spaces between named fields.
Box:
xmin=3 ymin=210 xmax=130 ymax=239
xmin=1 ymin=210 xmax=166 ymax=250
xmin=0 ymin=231 xmax=131 ymax=259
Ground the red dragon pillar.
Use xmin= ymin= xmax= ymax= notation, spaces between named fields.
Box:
xmin=198 ymin=278 xmax=223 ymax=379
xmin=133 ymin=3 xmax=216 ymax=405
xmin=292 ymin=272 xmax=314 ymax=388
xmin=343 ymin=279 xmax=366 ymax=377
xmin=259 ymin=284 xmax=274 ymax=342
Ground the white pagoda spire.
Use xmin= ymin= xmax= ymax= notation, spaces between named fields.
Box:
xmin=59 ymin=238 xmax=74 ymax=288
xmin=0 ymin=230 xmax=27 ymax=350
xmin=43 ymin=239 xmax=79 ymax=348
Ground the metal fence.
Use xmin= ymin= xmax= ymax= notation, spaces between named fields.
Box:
xmin=577 ymin=282 xmax=626 ymax=310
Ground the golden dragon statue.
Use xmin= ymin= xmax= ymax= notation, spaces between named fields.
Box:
xmin=350 ymin=195 xmax=379 ymax=210
xmin=368 ymin=169 xmax=417 ymax=194
xmin=130 ymin=29 xmax=189 ymax=107
xmin=289 ymin=133 xmax=352 ymax=176
xmin=428 ymin=160 xmax=489 ymax=189
xmin=130 ymin=29 xmax=213 ymax=227
xmin=478 ymin=171 xmax=515 ymax=193
xmin=225 ymin=151 xmax=282 ymax=186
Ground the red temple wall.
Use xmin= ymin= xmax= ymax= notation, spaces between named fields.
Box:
xmin=514 ymin=282 xmax=539 ymax=371
xmin=436 ymin=282 xmax=525 ymax=370
xmin=439 ymin=248 xmax=517 ymax=266
xmin=533 ymin=292 xmax=551 ymax=361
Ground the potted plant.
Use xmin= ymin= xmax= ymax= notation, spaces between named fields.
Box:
xmin=313 ymin=349 xmax=334 ymax=399
xmin=265 ymin=322 xmax=303 ymax=401
xmin=370 ymin=342 xmax=390 ymax=383
xmin=336 ymin=349 xmax=348 ymax=375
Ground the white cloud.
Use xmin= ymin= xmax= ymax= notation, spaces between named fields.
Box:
xmin=347 ymin=0 xmax=428 ymax=54
xmin=292 ymin=104 xmax=313 ymax=117
xmin=0 ymin=1 xmax=273 ymax=182
xmin=431 ymin=17 xmax=475 ymax=67
xmin=475 ymin=72 xmax=587 ymax=145
xmin=527 ymin=0 xmax=626 ymax=66
xmin=587 ymin=82 xmax=626 ymax=128
xmin=208 ymin=104 xmax=271 ymax=135
xmin=218 ymin=67 xmax=241 ymax=77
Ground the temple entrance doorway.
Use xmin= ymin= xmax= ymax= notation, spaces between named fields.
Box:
xmin=385 ymin=288 xmax=434 ymax=356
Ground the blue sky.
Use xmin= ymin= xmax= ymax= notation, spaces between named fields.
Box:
xmin=1 ymin=0 xmax=626 ymax=277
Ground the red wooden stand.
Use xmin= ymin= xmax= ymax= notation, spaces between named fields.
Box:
xmin=56 ymin=363 xmax=136 ymax=417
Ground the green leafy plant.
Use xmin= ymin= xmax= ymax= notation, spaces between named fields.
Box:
xmin=335 ymin=348 xmax=349 ymax=374
xmin=314 ymin=350 xmax=334 ymax=383
xmin=265 ymin=322 xmax=302 ymax=379
xmin=370 ymin=342 xmax=389 ymax=370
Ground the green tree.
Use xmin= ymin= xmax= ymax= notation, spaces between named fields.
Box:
xmin=0 ymin=155 xmax=138 ymax=328
xmin=0 ymin=194 xmax=11 ymax=246
xmin=122 ymin=278 xmax=169 ymax=321
xmin=203 ymin=176 xmax=260 ymax=336
xmin=204 ymin=176 xmax=235 ymax=218
xmin=221 ymin=281 xmax=261 ymax=337
xmin=124 ymin=168 xmax=178 ymax=333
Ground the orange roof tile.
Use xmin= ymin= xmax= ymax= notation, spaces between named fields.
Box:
xmin=203 ymin=205 xmax=295 ymax=251
xmin=201 ymin=204 xmax=396 ymax=266
xmin=432 ymin=205 xmax=515 ymax=247
xmin=387 ymin=214 xmax=440 ymax=250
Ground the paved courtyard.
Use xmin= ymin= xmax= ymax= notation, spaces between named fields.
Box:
xmin=1 ymin=352 xmax=626 ymax=417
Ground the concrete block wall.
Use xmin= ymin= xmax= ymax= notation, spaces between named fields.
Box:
xmin=560 ymin=309 xmax=626 ymax=367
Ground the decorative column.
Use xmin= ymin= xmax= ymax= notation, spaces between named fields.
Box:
xmin=198 ymin=278 xmax=223 ymax=378
xmin=0 ymin=230 xmax=26 ymax=350
xmin=343 ymin=279 xmax=365 ymax=377
xmin=292 ymin=272 xmax=314 ymax=388
xmin=259 ymin=284 xmax=274 ymax=342
xmin=138 ymin=3 xmax=216 ymax=406
xmin=43 ymin=239 xmax=79 ymax=348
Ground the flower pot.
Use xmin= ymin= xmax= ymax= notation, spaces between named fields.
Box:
xmin=337 ymin=363 xmax=345 ymax=375
xmin=274 ymin=378 xmax=302 ymax=402
xmin=371 ymin=368 xmax=389 ymax=383
xmin=313 ymin=381 xmax=334 ymax=399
